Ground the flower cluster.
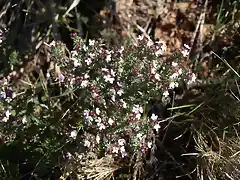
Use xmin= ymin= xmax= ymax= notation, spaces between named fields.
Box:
xmin=0 ymin=34 xmax=196 ymax=161
xmin=0 ymin=26 xmax=6 ymax=46
xmin=63 ymin=34 xmax=196 ymax=158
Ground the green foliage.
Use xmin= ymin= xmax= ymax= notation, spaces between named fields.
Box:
xmin=0 ymin=35 xmax=196 ymax=178
xmin=0 ymin=0 xmax=239 ymax=176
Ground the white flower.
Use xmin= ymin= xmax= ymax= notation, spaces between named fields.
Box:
xmin=71 ymin=50 xmax=78 ymax=57
xmin=163 ymin=90 xmax=169 ymax=97
xmin=191 ymin=73 xmax=196 ymax=82
xmin=117 ymin=89 xmax=124 ymax=96
xmin=89 ymin=53 xmax=95 ymax=59
xmin=170 ymin=72 xmax=179 ymax=79
xmin=83 ymin=110 xmax=90 ymax=117
xmin=181 ymin=49 xmax=189 ymax=57
xmin=66 ymin=152 xmax=72 ymax=159
xmin=92 ymin=92 xmax=98 ymax=98
xmin=96 ymin=117 xmax=101 ymax=123
xmin=112 ymin=147 xmax=119 ymax=154
xmin=187 ymin=73 xmax=197 ymax=85
xmin=6 ymin=98 xmax=12 ymax=103
xmin=184 ymin=44 xmax=190 ymax=50
xmin=121 ymin=99 xmax=127 ymax=108
xmin=84 ymin=140 xmax=91 ymax=147
xmin=84 ymin=74 xmax=90 ymax=79
xmin=81 ymin=80 xmax=88 ymax=87
xmin=147 ymin=40 xmax=154 ymax=47
xmin=132 ymin=104 xmax=143 ymax=120
xmin=132 ymin=105 xmax=143 ymax=114
xmin=169 ymin=82 xmax=175 ymax=89
xmin=102 ymin=68 xmax=108 ymax=72
xmin=137 ymin=133 xmax=143 ymax=140
xmin=155 ymin=73 xmax=161 ymax=81
xmin=84 ymin=110 xmax=93 ymax=122
xmin=70 ymin=130 xmax=77 ymax=139
xmin=178 ymin=68 xmax=183 ymax=75
xmin=104 ymin=74 xmax=115 ymax=84
xmin=95 ymin=108 xmax=100 ymax=115
xmin=151 ymin=113 xmax=158 ymax=121
xmin=106 ymin=50 xmax=113 ymax=54
xmin=2 ymin=117 xmax=8 ymax=122
xmin=22 ymin=116 xmax=27 ymax=124
xmin=46 ymin=73 xmax=50 ymax=78
xmin=172 ymin=62 xmax=178 ymax=67
xmin=5 ymin=110 xmax=11 ymax=118
xmin=70 ymin=78 xmax=75 ymax=85
xmin=110 ymin=69 xmax=116 ymax=76
xmin=169 ymin=82 xmax=179 ymax=89
xmin=120 ymin=146 xmax=127 ymax=158
xmin=0 ymin=91 xmax=6 ymax=99
xmin=175 ymin=82 xmax=179 ymax=88
xmin=117 ymin=81 xmax=125 ymax=88
xmin=96 ymin=135 xmax=101 ymax=144
xmin=137 ymin=35 xmax=144 ymax=41
xmin=151 ymin=67 xmax=156 ymax=74
xmin=111 ymin=94 xmax=116 ymax=102
xmin=77 ymin=154 xmax=83 ymax=160
xmin=118 ymin=139 xmax=126 ymax=146
xmin=154 ymin=123 xmax=161 ymax=132
xmin=136 ymin=113 xmax=141 ymax=120
xmin=85 ymin=58 xmax=92 ymax=65
xmin=108 ymin=118 xmax=114 ymax=126
xmin=110 ymin=88 xmax=116 ymax=94
xmin=119 ymin=46 xmax=124 ymax=54
xmin=89 ymin=39 xmax=95 ymax=46
xmin=83 ymin=44 xmax=88 ymax=51
xmin=98 ymin=123 xmax=106 ymax=130
xmin=12 ymin=92 xmax=16 ymax=99
xmin=148 ymin=141 xmax=153 ymax=148
xmin=106 ymin=54 xmax=111 ymax=62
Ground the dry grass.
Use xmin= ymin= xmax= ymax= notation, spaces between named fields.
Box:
xmin=81 ymin=154 xmax=119 ymax=180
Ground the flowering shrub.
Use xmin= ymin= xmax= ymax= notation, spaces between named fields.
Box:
xmin=59 ymin=34 xmax=196 ymax=158
xmin=0 ymin=34 xmax=197 ymax=177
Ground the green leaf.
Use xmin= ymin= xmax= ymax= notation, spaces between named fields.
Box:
xmin=80 ymin=16 xmax=88 ymax=25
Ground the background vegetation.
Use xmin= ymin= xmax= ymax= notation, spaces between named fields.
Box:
xmin=0 ymin=0 xmax=240 ymax=179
